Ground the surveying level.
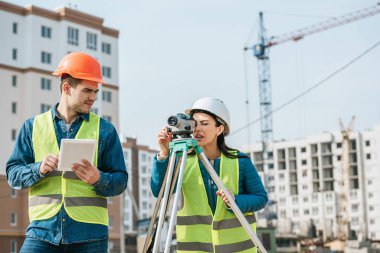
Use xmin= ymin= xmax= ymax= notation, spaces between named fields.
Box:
xmin=143 ymin=119 xmax=267 ymax=253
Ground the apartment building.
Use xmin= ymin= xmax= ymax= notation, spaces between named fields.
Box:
xmin=0 ymin=2 xmax=122 ymax=252
xmin=121 ymin=137 xmax=158 ymax=252
xmin=249 ymin=124 xmax=380 ymax=241
xmin=0 ymin=1 xmax=120 ymax=175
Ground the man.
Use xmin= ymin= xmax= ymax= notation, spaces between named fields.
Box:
xmin=6 ymin=52 xmax=128 ymax=252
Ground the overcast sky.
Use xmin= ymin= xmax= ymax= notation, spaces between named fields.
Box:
xmin=9 ymin=0 xmax=380 ymax=150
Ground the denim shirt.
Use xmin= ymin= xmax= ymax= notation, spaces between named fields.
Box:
xmin=150 ymin=152 xmax=268 ymax=214
xmin=6 ymin=105 xmax=128 ymax=245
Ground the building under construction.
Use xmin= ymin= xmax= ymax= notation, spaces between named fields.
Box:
xmin=247 ymin=124 xmax=380 ymax=252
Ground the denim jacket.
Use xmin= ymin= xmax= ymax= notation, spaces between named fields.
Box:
xmin=150 ymin=152 xmax=267 ymax=214
xmin=6 ymin=105 xmax=128 ymax=245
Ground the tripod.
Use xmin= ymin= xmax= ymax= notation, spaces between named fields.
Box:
xmin=143 ymin=134 xmax=267 ymax=253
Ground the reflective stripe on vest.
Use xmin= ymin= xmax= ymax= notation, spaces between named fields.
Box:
xmin=176 ymin=153 xmax=257 ymax=253
xmin=30 ymin=110 xmax=108 ymax=226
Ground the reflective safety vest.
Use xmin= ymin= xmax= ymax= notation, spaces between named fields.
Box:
xmin=176 ymin=152 xmax=257 ymax=253
xmin=29 ymin=110 xmax=108 ymax=226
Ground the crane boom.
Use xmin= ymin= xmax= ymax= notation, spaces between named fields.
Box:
xmin=266 ymin=3 xmax=380 ymax=47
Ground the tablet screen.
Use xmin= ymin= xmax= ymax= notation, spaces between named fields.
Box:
xmin=58 ymin=139 xmax=97 ymax=171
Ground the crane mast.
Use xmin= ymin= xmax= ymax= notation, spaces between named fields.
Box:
xmin=337 ymin=117 xmax=355 ymax=240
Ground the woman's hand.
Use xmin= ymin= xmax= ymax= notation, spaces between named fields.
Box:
xmin=157 ymin=127 xmax=173 ymax=157
xmin=216 ymin=189 xmax=235 ymax=208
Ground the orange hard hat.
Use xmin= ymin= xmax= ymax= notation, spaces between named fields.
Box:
xmin=53 ymin=52 xmax=105 ymax=84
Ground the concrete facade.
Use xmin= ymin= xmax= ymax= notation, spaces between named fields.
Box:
xmin=249 ymin=125 xmax=380 ymax=242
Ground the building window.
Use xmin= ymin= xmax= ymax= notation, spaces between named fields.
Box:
xmin=11 ymin=129 xmax=17 ymax=141
xmin=326 ymin=206 xmax=333 ymax=214
xmin=369 ymin=206 xmax=374 ymax=211
xmin=10 ymin=240 xmax=17 ymax=253
xmin=369 ymin=192 xmax=373 ymax=198
xmin=68 ymin=27 xmax=79 ymax=45
xmin=12 ymin=22 xmax=18 ymax=34
xmin=41 ymin=25 xmax=52 ymax=38
xmin=12 ymin=75 xmax=17 ymax=87
xmin=86 ymin=32 xmax=97 ymax=50
xmin=41 ymin=78 xmax=52 ymax=90
xmin=40 ymin=104 xmax=51 ymax=113
xmin=301 ymin=147 xmax=306 ymax=153
xmin=43 ymin=79 xmax=52 ymax=90
xmin=350 ymin=190 xmax=358 ymax=199
xmin=366 ymin=153 xmax=371 ymax=160
xmin=11 ymin=188 xmax=17 ymax=198
xmin=12 ymin=48 xmax=17 ymax=60
xmin=325 ymin=192 xmax=333 ymax=201
xmin=351 ymin=204 xmax=359 ymax=212
xmin=12 ymin=102 xmax=17 ymax=114
xmin=301 ymin=159 xmax=307 ymax=165
xmin=10 ymin=212 xmax=17 ymax=226
xmin=102 ymin=66 xmax=111 ymax=78
xmin=109 ymin=216 xmax=113 ymax=228
xmin=370 ymin=219 xmax=375 ymax=225
xmin=103 ymin=115 xmax=112 ymax=122
xmin=102 ymin=42 xmax=111 ymax=54
xmin=365 ymin=140 xmax=370 ymax=147
xmin=336 ymin=142 xmax=342 ymax=148
xmin=102 ymin=90 xmax=112 ymax=102
xmin=312 ymin=207 xmax=318 ymax=215
xmin=41 ymin=51 xmax=52 ymax=64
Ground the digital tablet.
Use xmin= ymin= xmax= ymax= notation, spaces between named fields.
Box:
xmin=58 ymin=139 xmax=97 ymax=171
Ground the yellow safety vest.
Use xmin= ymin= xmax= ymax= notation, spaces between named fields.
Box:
xmin=176 ymin=152 xmax=257 ymax=253
xmin=29 ymin=110 xmax=108 ymax=226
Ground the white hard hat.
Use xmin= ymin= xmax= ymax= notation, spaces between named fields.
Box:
xmin=185 ymin=97 xmax=231 ymax=136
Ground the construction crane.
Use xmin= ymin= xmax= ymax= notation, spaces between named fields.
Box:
xmin=331 ymin=116 xmax=356 ymax=251
xmin=244 ymin=2 xmax=380 ymax=226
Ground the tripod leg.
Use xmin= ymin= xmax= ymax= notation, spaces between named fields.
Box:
xmin=152 ymin=153 xmax=178 ymax=253
xmin=164 ymin=151 xmax=188 ymax=253
xmin=197 ymin=152 xmax=268 ymax=253
xmin=143 ymin=155 xmax=180 ymax=253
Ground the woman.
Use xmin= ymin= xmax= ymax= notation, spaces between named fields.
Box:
xmin=150 ymin=97 xmax=268 ymax=253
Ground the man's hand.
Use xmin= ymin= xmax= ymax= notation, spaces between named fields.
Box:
xmin=40 ymin=154 xmax=59 ymax=174
xmin=72 ymin=159 xmax=100 ymax=185
xmin=216 ymin=189 xmax=235 ymax=208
